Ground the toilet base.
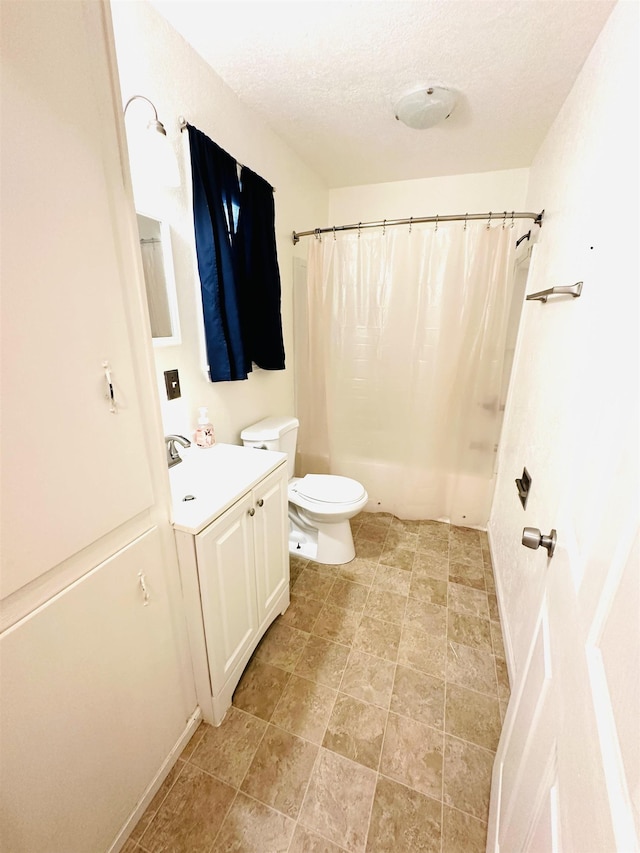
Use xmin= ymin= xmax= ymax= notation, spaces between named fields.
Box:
xmin=288 ymin=515 xmax=356 ymax=565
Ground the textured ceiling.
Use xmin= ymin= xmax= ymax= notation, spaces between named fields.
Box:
xmin=150 ymin=0 xmax=614 ymax=187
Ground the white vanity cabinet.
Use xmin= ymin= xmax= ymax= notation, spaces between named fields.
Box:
xmin=173 ymin=452 xmax=289 ymax=725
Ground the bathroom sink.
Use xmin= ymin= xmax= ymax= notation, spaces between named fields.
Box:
xmin=168 ymin=443 xmax=286 ymax=534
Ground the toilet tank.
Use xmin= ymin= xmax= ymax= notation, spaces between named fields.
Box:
xmin=240 ymin=416 xmax=299 ymax=479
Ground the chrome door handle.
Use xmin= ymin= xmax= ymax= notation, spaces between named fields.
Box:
xmin=522 ymin=527 xmax=557 ymax=558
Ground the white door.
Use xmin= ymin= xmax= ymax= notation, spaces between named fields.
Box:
xmin=487 ymin=253 xmax=639 ymax=849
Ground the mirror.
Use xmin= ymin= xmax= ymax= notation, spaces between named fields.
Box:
xmin=136 ymin=213 xmax=181 ymax=346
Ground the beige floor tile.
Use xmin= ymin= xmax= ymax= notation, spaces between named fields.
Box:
xmin=326 ymin=578 xmax=370 ymax=614
xmin=412 ymin=551 xmax=449 ymax=580
xmin=354 ymin=538 xmax=385 ymax=561
xmin=449 ymin=539 xmax=484 ymax=565
xmin=293 ymin=569 xmax=336 ymax=601
xmin=484 ymin=569 xmax=497 ymax=593
xmin=448 ymin=612 xmax=492 ymax=652
xmin=450 ymin=526 xmax=483 ymax=546
xmin=445 ymin=683 xmax=502 ymax=751
xmin=271 ymin=674 xmax=337 ymax=744
xmin=495 ymin=655 xmax=511 ymax=701
xmin=403 ymin=598 xmax=447 ymax=638
xmin=446 ymin=641 xmax=498 ymax=696
xmin=442 ymin=805 xmax=488 ymax=853
xmin=487 ymin=592 xmax=499 ymax=622
xmin=420 ymin=519 xmax=450 ymax=539
xmin=385 ymin=528 xmax=420 ymax=550
xmin=448 ymin=560 xmax=486 ymax=590
xmin=322 ymin=694 xmax=387 ymax=770
xmin=189 ymin=710 xmax=266 ymax=787
xmin=340 ymin=649 xmax=396 ymax=708
xmin=289 ymin=823 xmax=347 ymax=852
xmin=280 ymin=593 xmax=325 ymax=632
xmin=232 ymin=659 xmax=290 ymax=721
xmin=417 ymin=535 xmax=449 ymax=559
xmin=366 ymin=775 xmax=442 ymax=853
xmin=120 ymin=840 xmax=140 ymax=853
xmin=500 ymin=699 xmax=509 ymax=724
xmin=179 ymin=723 xmax=206 ymax=761
xmin=294 ymin=635 xmax=351 ymax=689
xmin=364 ymin=587 xmax=407 ymax=624
xmin=255 ymin=622 xmax=310 ymax=672
xmin=380 ymin=712 xmax=444 ymax=800
xmin=313 ymin=603 xmax=361 ymax=646
xmin=361 ymin=511 xmax=393 ymax=527
xmin=337 ymin=557 xmax=377 ymax=586
xmin=448 ymin=583 xmax=489 ymax=618
xmin=490 ymin=620 xmax=506 ymax=657
xmin=355 ymin=524 xmax=389 ymax=544
xmin=398 ymin=625 xmax=446 ymax=679
xmin=409 ymin=574 xmax=448 ymax=607
xmin=214 ymin=791 xmax=295 ymax=852
xmin=443 ymin=735 xmax=494 ymax=822
xmin=299 ymin=748 xmax=377 ymax=853
xmin=391 ymin=665 xmax=445 ymax=729
xmin=353 ymin=615 xmax=401 ymax=661
xmin=290 ymin=555 xmax=310 ymax=583
xmin=373 ymin=564 xmax=411 ymax=595
xmin=140 ymin=762 xmax=234 ymax=853
xmin=390 ymin=517 xmax=424 ymax=532
xmin=241 ymin=726 xmax=319 ymax=818
xmin=482 ymin=547 xmax=494 ymax=570
xmin=130 ymin=759 xmax=185 ymax=841
xmin=379 ymin=545 xmax=415 ymax=571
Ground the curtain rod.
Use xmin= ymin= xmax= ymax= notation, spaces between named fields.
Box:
xmin=292 ymin=210 xmax=544 ymax=245
xmin=178 ymin=116 xmax=276 ymax=192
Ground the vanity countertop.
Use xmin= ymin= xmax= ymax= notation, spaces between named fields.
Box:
xmin=169 ymin=443 xmax=286 ymax=535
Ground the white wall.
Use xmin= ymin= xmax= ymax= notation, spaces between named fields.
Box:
xmin=329 ymin=168 xmax=530 ymax=225
xmin=111 ymin=0 xmax=328 ymax=445
xmin=488 ymin=0 xmax=639 ymax=676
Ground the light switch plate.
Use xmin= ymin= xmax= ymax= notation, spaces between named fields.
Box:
xmin=164 ymin=369 xmax=181 ymax=401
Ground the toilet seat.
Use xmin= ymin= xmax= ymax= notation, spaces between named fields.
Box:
xmin=292 ymin=474 xmax=366 ymax=505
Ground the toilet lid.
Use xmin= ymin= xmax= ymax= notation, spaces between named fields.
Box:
xmin=295 ymin=474 xmax=365 ymax=504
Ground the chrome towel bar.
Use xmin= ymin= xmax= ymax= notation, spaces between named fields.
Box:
xmin=526 ymin=281 xmax=583 ymax=303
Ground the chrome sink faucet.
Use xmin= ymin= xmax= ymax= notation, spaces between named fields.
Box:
xmin=165 ymin=434 xmax=191 ymax=468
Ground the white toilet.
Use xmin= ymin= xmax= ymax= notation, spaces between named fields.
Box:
xmin=241 ymin=416 xmax=368 ymax=565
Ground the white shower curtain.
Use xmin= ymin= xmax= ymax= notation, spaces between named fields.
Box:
xmin=296 ymin=220 xmax=518 ymax=527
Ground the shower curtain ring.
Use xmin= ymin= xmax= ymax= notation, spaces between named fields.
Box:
xmin=314 ymin=227 xmax=322 ymax=241
xmin=487 ymin=211 xmax=492 ymax=229
xmin=333 ymin=226 xmax=336 ymax=241
xmin=511 ymin=210 xmax=515 ymax=229
xmin=358 ymin=222 xmax=361 ymax=238
xmin=383 ymin=219 xmax=386 ymax=236
xmin=464 ymin=213 xmax=468 ymax=231
xmin=409 ymin=216 xmax=413 ymax=234
xmin=502 ymin=210 xmax=507 ymax=229
xmin=435 ymin=214 xmax=439 ymax=232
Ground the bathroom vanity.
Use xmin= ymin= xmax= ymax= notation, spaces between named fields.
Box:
xmin=171 ymin=444 xmax=289 ymax=725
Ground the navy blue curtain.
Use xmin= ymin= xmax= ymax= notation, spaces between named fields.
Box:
xmin=236 ymin=166 xmax=285 ymax=371
xmin=188 ymin=125 xmax=285 ymax=382
xmin=188 ymin=125 xmax=250 ymax=381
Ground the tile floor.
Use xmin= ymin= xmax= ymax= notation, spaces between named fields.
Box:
xmin=124 ymin=512 xmax=510 ymax=853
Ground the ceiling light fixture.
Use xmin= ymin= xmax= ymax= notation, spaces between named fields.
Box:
xmin=123 ymin=95 xmax=180 ymax=187
xmin=394 ymin=86 xmax=457 ymax=130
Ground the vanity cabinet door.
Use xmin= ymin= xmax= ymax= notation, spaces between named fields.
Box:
xmin=253 ymin=465 xmax=289 ymax=628
xmin=195 ymin=493 xmax=257 ymax=688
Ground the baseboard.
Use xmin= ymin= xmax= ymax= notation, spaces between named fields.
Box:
xmin=108 ymin=707 xmax=203 ymax=853
xmin=486 ymin=524 xmax=516 ymax=687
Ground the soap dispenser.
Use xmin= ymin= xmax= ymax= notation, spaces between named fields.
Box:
xmin=194 ymin=407 xmax=215 ymax=448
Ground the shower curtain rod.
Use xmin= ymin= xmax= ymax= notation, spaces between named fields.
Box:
xmin=291 ymin=209 xmax=544 ymax=244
